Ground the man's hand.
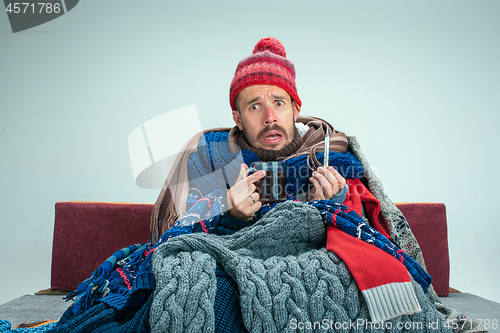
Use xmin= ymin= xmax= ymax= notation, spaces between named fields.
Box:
xmin=309 ymin=166 xmax=346 ymax=201
xmin=227 ymin=164 xmax=266 ymax=222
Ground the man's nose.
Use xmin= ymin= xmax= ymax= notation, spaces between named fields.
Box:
xmin=263 ymin=104 xmax=277 ymax=125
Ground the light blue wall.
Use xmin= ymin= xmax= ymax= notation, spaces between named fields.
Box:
xmin=1 ymin=0 xmax=499 ymax=306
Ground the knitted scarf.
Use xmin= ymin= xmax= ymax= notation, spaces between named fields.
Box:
xmin=149 ymin=201 xmax=449 ymax=333
xmin=150 ymin=116 xmax=349 ymax=241
xmin=66 ymin=244 xmax=146 ymax=314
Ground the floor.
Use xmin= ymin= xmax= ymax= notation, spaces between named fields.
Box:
xmin=0 ymin=292 xmax=499 ymax=331
xmin=0 ymin=295 xmax=70 ymax=325
xmin=440 ymin=293 xmax=500 ymax=332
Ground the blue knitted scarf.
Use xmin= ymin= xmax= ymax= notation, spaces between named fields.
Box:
xmin=187 ymin=131 xmax=364 ymax=199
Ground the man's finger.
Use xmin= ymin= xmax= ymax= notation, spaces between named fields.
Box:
xmin=231 ymin=183 xmax=255 ymax=206
xmin=309 ymin=176 xmax=322 ymax=199
xmin=317 ymin=167 xmax=338 ymax=190
xmin=235 ymin=171 xmax=263 ymax=197
xmin=328 ymin=166 xmax=346 ymax=188
xmin=248 ymin=192 xmax=260 ymax=206
xmin=236 ymin=163 xmax=248 ymax=182
xmin=244 ymin=170 xmax=266 ymax=185
xmin=316 ymin=171 xmax=334 ymax=198
xmin=235 ymin=193 xmax=262 ymax=222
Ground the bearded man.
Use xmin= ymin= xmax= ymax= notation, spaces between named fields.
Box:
xmin=58 ymin=38 xmax=479 ymax=333
xmin=150 ymin=38 xmax=356 ymax=238
xmin=145 ymin=37 xmax=454 ymax=333
xmin=227 ymin=48 xmax=348 ymax=221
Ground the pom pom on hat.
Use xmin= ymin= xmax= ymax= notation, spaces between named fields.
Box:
xmin=229 ymin=37 xmax=301 ymax=110
xmin=252 ymin=37 xmax=287 ymax=58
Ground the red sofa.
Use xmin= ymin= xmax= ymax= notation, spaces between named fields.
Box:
xmin=50 ymin=201 xmax=450 ymax=297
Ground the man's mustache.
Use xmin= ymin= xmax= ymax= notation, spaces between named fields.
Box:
xmin=257 ymin=124 xmax=287 ymax=141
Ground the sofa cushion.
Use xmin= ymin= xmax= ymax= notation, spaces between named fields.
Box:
xmin=395 ymin=203 xmax=450 ymax=297
xmin=50 ymin=202 xmax=153 ymax=291
xmin=50 ymin=201 xmax=450 ymax=297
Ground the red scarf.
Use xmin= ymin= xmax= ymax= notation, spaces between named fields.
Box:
xmin=326 ymin=179 xmax=421 ymax=322
xmin=343 ymin=178 xmax=390 ymax=239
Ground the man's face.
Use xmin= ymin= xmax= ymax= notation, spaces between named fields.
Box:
xmin=232 ymin=85 xmax=301 ymax=151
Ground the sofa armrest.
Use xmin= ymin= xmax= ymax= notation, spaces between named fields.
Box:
xmin=395 ymin=203 xmax=450 ymax=297
xmin=51 ymin=201 xmax=153 ymax=291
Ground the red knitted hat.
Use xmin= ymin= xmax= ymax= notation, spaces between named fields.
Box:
xmin=229 ymin=37 xmax=302 ymax=110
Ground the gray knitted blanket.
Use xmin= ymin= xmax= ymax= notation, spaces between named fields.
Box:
xmin=150 ymin=201 xmax=451 ymax=333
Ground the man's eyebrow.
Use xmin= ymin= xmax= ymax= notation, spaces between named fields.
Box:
xmin=243 ymin=94 xmax=289 ymax=109
xmin=272 ymin=94 xmax=288 ymax=101
xmin=243 ymin=96 xmax=262 ymax=108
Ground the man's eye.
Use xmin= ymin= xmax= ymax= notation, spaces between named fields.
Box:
xmin=276 ymin=101 xmax=284 ymax=106
xmin=250 ymin=105 xmax=259 ymax=110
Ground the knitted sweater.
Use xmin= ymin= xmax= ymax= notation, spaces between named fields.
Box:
xmin=150 ymin=201 xmax=450 ymax=333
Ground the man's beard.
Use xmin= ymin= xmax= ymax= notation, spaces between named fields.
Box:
xmin=242 ymin=123 xmax=296 ymax=151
